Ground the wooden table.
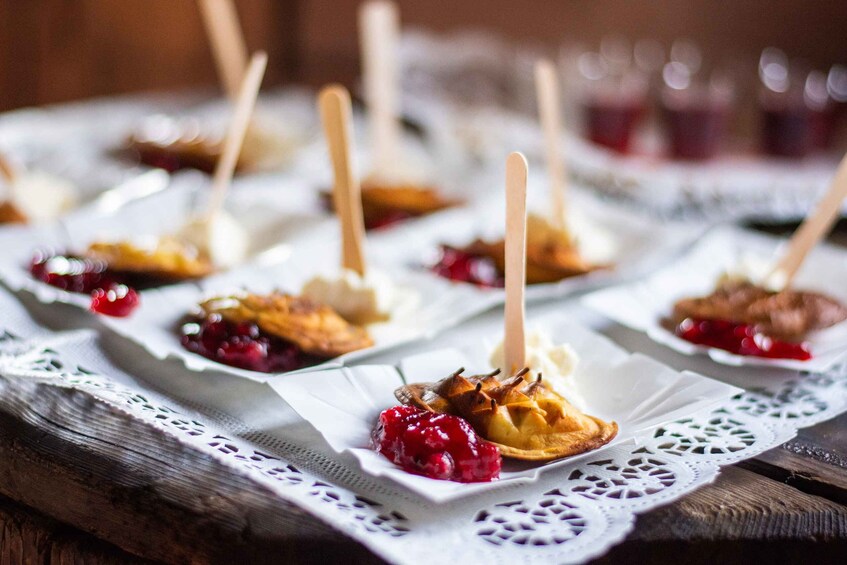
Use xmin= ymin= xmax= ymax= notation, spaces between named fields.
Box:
xmin=2 ymin=221 xmax=847 ymax=564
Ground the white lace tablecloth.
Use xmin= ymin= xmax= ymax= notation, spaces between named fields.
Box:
xmin=2 ymin=284 xmax=847 ymax=564
xmin=1 ymin=84 xmax=847 ymax=563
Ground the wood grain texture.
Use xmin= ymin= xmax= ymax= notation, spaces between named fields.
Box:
xmin=0 ymin=493 xmax=152 ymax=565
xmin=0 ymin=0 xmax=299 ymax=111
xmin=0 ymin=382 xmax=382 ymax=565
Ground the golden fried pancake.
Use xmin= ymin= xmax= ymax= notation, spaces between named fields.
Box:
xmin=86 ymin=238 xmax=214 ymax=281
xmin=396 ymin=368 xmax=618 ymax=461
xmin=198 ymin=292 xmax=373 ymax=358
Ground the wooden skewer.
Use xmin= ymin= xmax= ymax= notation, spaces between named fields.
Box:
xmin=534 ymin=59 xmax=568 ymax=229
xmin=205 ymin=51 xmax=267 ymax=221
xmin=359 ymin=0 xmax=401 ymax=179
xmin=198 ymin=0 xmax=250 ymax=101
xmin=765 ymin=151 xmax=847 ymax=289
xmin=504 ymin=152 xmax=529 ymax=374
xmin=318 ymin=85 xmax=367 ymax=276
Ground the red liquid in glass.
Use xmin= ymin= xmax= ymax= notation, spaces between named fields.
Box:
xmin=372 ymin=405 xmax=501 ymax=483
xmin=761 ymin=104 xmax=812 ymax=158
xmin=662 ymin=104 xmax=728 ymax=160
xmin=429 ymin=245 xmax=504 ymax=288
xmin=584 ymin=100 xmax=644 ymax=153
xmin=675 ymin=317 xmax=811 ymax=361
xmin=180 ymin=315 xmax=317 ymax=373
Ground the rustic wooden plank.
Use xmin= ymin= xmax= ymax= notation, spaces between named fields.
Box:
xmin=0 ymin=404 xmax=382 ymax=565
xmin=596 ymin=466 xmax=847 ymax=563
xmin=0 ymin=493 xmax=152 ymax=565
xmin=739 ymin=410 xmax=847 ymax=505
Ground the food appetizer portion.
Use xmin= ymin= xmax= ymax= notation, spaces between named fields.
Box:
xmin=321 ymin=1 xmax=458 ymax=231
xmin=372 ymin=366 xmax=617 ymax=483
xmin=126 ymin=117 xmax=232 ymax=174
xmin=669 ymin=279 xmax=847 ymax=361
xmin=372 ymin=151 xmax=616 ymax=482
xmin=430 ymin=213 xmax=602 ymax=287
xmin=670 ymin=152 xmax=847 ymax=362
xmin=126 ymin=116 xmax=289 ymax=174
xmin=28 ymin=190 xmax=249 ymax=318
xmin=28 ymin=52 xmax=266 ymax=317
xmin=321 ymin=183 xmax=458 ymax=231
xmin=181 ymin=292 xmax=373 ymax=373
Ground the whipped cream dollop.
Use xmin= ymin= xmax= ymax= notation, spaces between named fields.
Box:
xmin=489 ymin=330 xmax=586 ymax=410
xmin=302 ymin=268 xmax=419 ymax=325
xmin=176 ymin=210 xmax=249 ymax=269
xmin=3 ymin=171 xmax=78 ymax=222
xmin=717 ymin=254 xmax=785 ymax=291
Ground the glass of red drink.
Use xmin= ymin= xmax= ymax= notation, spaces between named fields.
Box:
xmin=659 ymin=62 xmax=733 ymax=160
xmin=578 ymin=51 xmax=648 ymax=154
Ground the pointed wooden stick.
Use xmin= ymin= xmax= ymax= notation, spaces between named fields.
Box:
xmin=535 ymin=59 xmax=568 ymax=229
xmin=765 ymin=151 xmax=847 ymax=289
xmin=198 ymin=0 xmax=249 ymax=101
xmin=205 ymin=51 xmax=267 ymax=221
xmin=359 ymin=0 xmax=400 ymax=179
xmin=318 ymin=85 xmax=367 ymax=276
xmin=504 ymin=152 xmax=529 ymax=374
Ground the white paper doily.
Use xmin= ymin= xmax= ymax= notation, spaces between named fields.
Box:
xmin=1 ymin=285 xmax=846 ymax=564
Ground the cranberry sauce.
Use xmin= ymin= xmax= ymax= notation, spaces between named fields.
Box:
xmin=180 ymin=315 xmax=319 ymax=373
xmin=429 ymin=245 xmax=504 ymax=288
xmin=372 ymin=405 xmax=501 ymax=483
xmin=30 ymin=251 xmax=140 ymax=317
xmin=675 ymin=317 xmax=812 ymax=361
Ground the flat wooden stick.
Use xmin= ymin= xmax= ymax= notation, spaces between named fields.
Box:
xmin=504 ymin=152 xmax=529 ymax=374
xmin=534 ymin=59 xmax=568 ymax=229
xmin=206 ymin=51 xmax=267 ymax=220
xmin=766 ymin=151 xmax=847 ymax=289
xmin=318 ymin=85 xmax=367 ymax=276
xmin=198 ymin=0 xmax=249 ymax=101
xmin=359 ymin=1 xmax=400 ymax=179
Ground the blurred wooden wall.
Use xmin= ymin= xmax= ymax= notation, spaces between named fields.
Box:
xmin=1 ymin=0 xmax=846 ymax=111
xmin=0 ymin=0 xmax=299 ymax=111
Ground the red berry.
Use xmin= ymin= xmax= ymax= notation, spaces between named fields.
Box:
xmin=89 ymin=284 xmax=140 ymax=317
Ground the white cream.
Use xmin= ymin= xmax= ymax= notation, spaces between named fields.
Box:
xmin=4 ymin=171 xmax=78 ymax=222
xmin=489 ymin=330 xmax=586 ymax=410
xmin=301 ymin=268 xmax=418 ymax=325
xmin=176 ymin=210 xmax=249 ymax=269
xmin=567 ymin=211 xmax=617 ymax=264
xmin=718 ymin=254 xmax=784 ymax=291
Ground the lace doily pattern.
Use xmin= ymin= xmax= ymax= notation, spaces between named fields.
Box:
xmin=2 ymin=322 xmax=847 ymax=564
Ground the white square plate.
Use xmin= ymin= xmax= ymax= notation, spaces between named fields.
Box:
xmin=583 ymin=225 xmax=847 ymax=372
xmin=270 ymin=315 xmax=741 ymax=502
